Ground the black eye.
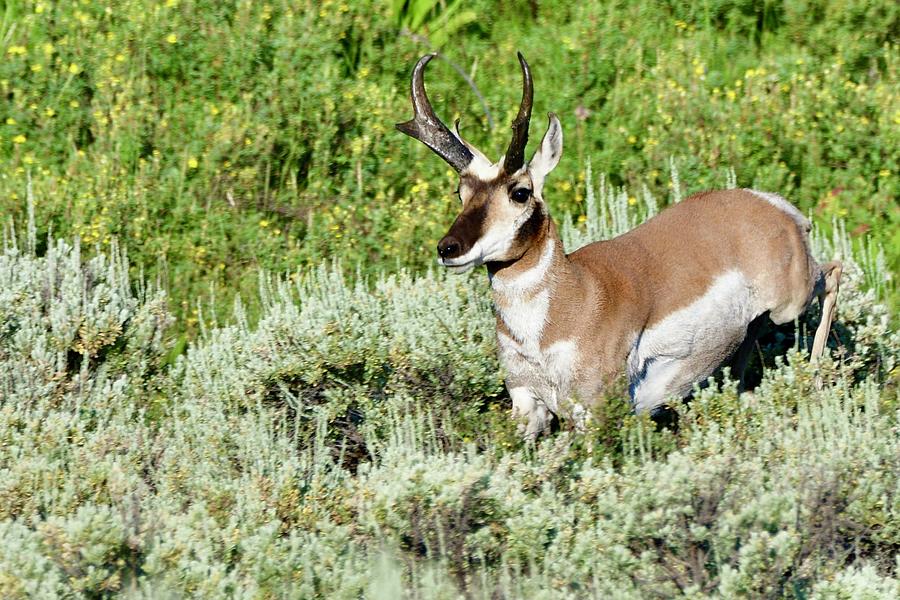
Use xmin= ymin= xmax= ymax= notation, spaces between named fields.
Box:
xmin=511 ymin=188 xmax=531 ymax=203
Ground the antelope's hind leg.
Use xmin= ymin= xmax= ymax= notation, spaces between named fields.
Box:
xmin=811 ymin=261 xmax=843 ymax=361
xmin=810 ymin=261 xmax=842 ymax=390
xmin=728 ymin=312 xmax=770 ymax=392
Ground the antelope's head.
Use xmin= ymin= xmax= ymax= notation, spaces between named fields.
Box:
xmin=396 ymin=53 xmax=563 ymax=273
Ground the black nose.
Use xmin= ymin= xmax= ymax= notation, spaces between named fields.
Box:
xmin=437 ymin=236 xmax=462 ymax=259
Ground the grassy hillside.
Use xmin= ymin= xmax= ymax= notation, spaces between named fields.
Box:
xmin=1 ymin=190 xmax=898 ymax=597
xmin=1 ymin=0 xmax=897 ymax=334
xmin=1 ymin=1 xmax=899 ymax=597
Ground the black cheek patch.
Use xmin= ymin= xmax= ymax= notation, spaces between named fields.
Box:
xmin=513 ymin=206 xmax=545 ymax=247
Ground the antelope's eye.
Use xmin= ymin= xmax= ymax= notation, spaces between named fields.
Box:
xmin=511 ymin=188 xmax=531 ymax=203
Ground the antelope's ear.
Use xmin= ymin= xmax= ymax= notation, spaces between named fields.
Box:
xmin=528 ymin=113 xmax=563 ymax=196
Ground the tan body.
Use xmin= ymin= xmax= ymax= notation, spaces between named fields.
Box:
xmin=489 ymin=188 xmax=841 ymax=436
xmin=397 ymin=52 xmax=841 ymax=438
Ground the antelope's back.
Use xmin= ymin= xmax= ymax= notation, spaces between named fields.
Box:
xmin=569 ymin=188 xmax=820 ymax=326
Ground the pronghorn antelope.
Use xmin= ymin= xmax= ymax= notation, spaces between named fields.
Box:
xmin=397 ymin=53 xmax=842 ymax=439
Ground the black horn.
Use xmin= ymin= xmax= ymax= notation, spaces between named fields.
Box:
xmin=396 ymin=54 xmax=474 ymax=173
xmin=501 ymin=52 xmax=533 ymax=175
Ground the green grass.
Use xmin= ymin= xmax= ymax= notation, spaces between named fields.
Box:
xmin=1 ymin=0 xmax=897 ymax=336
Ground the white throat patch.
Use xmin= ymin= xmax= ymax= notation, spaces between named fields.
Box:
xmin=491 ymin=237 xmax=556 ymax=296
xmin=499 ymin=289 xmax=549 ymax=351
xmin=493 ymin=238 xmax=557 ymax=355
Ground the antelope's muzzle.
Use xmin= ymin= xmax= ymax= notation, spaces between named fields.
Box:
xmin=437 ymin=235 xmax=462 ymax=260
xmin=435 ymin=202 xmax=488 ymax=269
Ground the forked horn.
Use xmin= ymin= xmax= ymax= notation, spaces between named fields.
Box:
xmin=501 ymin=52 xmax=533 ymax=175
xmin=396 ymin=54 xmax=474 ymax=173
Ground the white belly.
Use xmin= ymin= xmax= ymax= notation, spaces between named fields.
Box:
xmin=627 ymin=270 xmax=761 ymax=413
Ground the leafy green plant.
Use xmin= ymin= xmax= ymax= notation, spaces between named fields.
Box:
xmin=1 ymin=0 xmax=896 ymax=335
xmin=391 ymin=0 xmax=479 ymax=47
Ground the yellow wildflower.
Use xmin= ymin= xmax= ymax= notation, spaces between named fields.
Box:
xmin=166 ymin=33 xmax=178 ymax=44
xmin=5 ymin=118 xmax=15 ymax=125
xmin=68 ymin=63 xmax=81 ymax=74
xmin=187 ymin=157 xmax=199 ymax=169
xmin=13 ymin=134 xmax=26 ymax=144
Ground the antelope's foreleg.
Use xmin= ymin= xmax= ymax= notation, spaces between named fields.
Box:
xmin=509 ymin=385 xmax=552 ymax=441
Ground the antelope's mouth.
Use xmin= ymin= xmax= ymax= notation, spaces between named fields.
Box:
xmin=439 ymin=256 xmax=481 ymax=274
xmin=437 ymin=239 xmax=485 ymax=273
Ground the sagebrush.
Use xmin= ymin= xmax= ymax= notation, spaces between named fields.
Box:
xmin=1 ymin=182 xmax=897 ymax=597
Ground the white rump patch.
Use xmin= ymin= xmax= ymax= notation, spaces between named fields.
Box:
xmin=627 ymin=270 xmax=760 ymax=413
xmin=744 ymin=189 xmax=810 ymax=231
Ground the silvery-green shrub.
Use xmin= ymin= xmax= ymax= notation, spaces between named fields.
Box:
xmin=1 ymin=174 xmax=897 ymax=598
